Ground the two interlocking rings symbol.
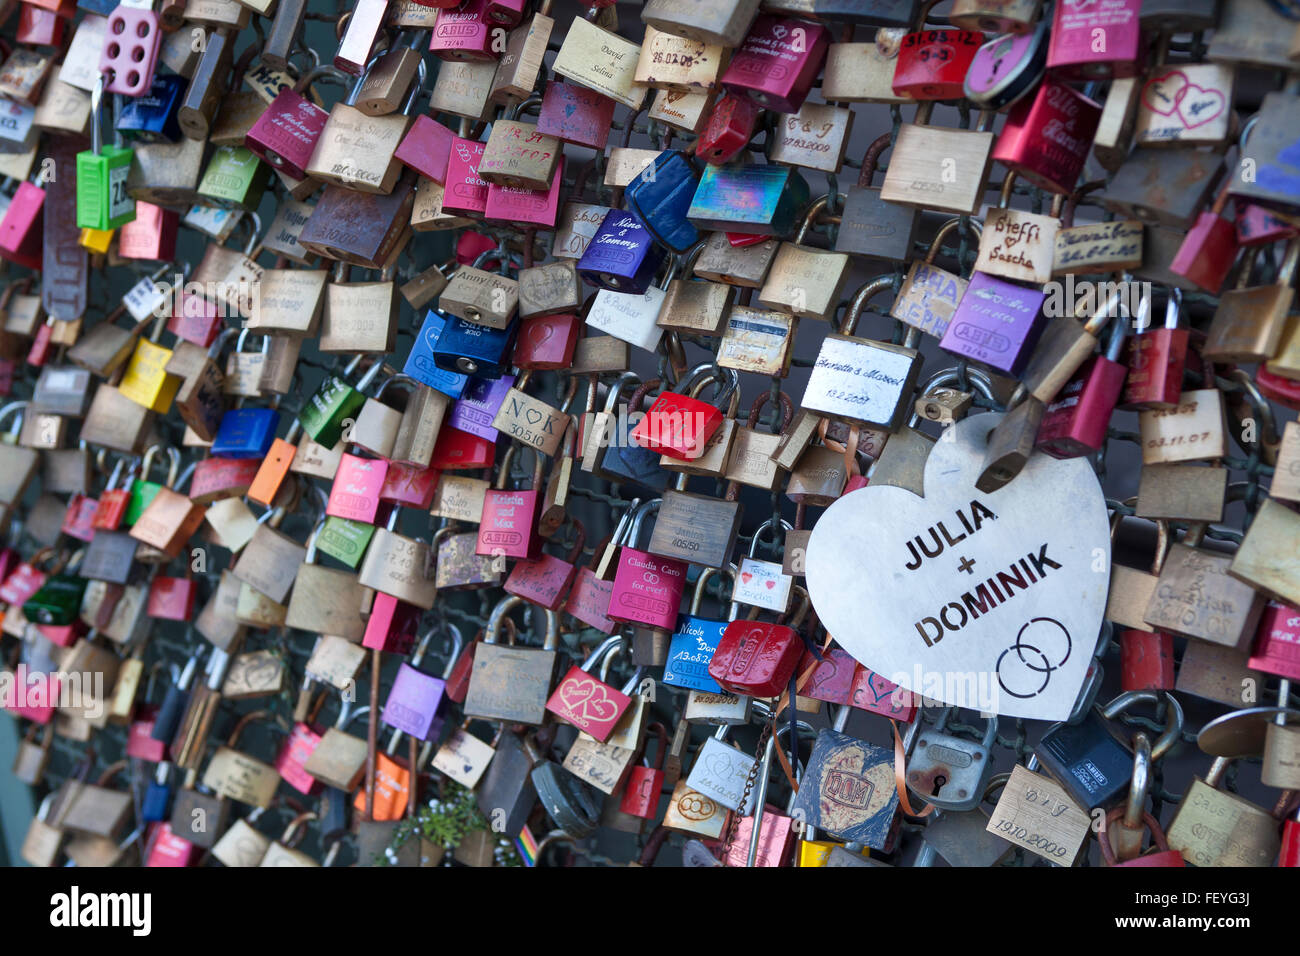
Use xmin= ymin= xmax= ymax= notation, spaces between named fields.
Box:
xmin=996 ymin=617 xmax=1071 ymax=699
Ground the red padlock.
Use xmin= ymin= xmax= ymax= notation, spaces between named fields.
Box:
xmin=545 ymin=635 xmax=632 ymax=742
xmin=850 ymin=664 xmax=918 ymax=722
xmin=1169 ymin=183 xmax=1237 ymax=294
xmin=443 ymin=629 xmax=483 ymax=703
xmin=168 ymin=291 xmax=224 ymax=348
xmin=456 ymin=230 xmax=498 ymax=266
xmin=17 ymin=4 xmax=66 ymax=45
xmin=564 ymin=536 xmax=619 ymax=634
xmin=709 ymin=619 xmax=804 ymax=698
xmin=189 ymin=457 xmax=260 ymax=504
xmin=801 ymin=647 xmax=858 ymax=706
xmin=1120 ymin=628 xmax=1174 ymax=691
xmin=505 ymin=520 xmax=585 ymax=610
xmin=1258 ymin=367 xmax=1300 ymax=412
xmin=1282 ymin=813 xmax=1300 ymax=867
xmin=1036 ymin=322 xmax=1129 ymax=459
xmin=26 ymin=322 xmax=53 ymax=367
xmin=147 ymin=571 xmax=197 ymax=621
xmin=127 ymin=709 xmax=167 ymax=762
xmin=992 ymin=78 xmax=1101 ymax=196
xmin=892 ymin=28 xmax=985 ymax=100
xmin=1248 ymin=601 xmax=1300 ymax=682
xmin=620 ymin=721 xmax=669 ymax=819
xmin=430 ymin=424 xmax=495 ymax=470
xmin=630 ymin=385 xmax=725 ymax=462
xmin=720 ymin=15 xmax=829 ymax=114
xmin=1236 ymin=204 xmax=1299 ymax=248
xmin=379 ymin=461 xmax=441 ymax=509
xmin=513 ymin=311 xmax=579 ymax=370
xmin=1097 ymin=807 xmax=1184 ymax=867
xmin=61 ymin=493 xmax=99 ymax=543
xmin=1119 ymin=290 xmax=1189 ymax=411
xmin=696 ymin=93 xmax=764 ymax=166
xmin=144 ymin=823 xmax=200 ymax=868
xmin=118 ymin=201 xmax=178 ymax=262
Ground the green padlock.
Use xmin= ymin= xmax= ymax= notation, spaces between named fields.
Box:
xmin=23 ymin=574 xmax=88 ymax=626
xmin=299 ymin=358 xmax=383 ymax=451
xmin=76 ymin=74 xmax=136 ymax=232
xmin=316 ymin=516 xmax=377 ymax=569
xmin=197 ymin=144 xmax=272 ymax=211
xmin=124 ymin=445 xmax=181 ymax=527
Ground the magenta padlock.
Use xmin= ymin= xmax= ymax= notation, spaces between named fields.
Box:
xmin=477 ymin=482 xmax=542 ymax=561
xmin=99 ymin=5 xmax=161 ymax=97
xmin=485 ymin=156 xmax=565 ymax=229
xmin=363 ymin=592 xmax=421 ymax=654
xmin=327 ymin=453 xmax=388 ymax=524
xmin=245 ymin=70 xmax=337 ymax=181
xmin=0 ymin=180 xmax=45 ymax=270
xmin=1249 ymin=602 xmax=1300 ymax=682
xmin=395 ymin=115 xmax=458 ymax=184
xmin=721 ymin=15 xmax=830 ymax=113
xmin=430 ymin=0 xmax=496 ymax=61
xmin=1237 ymin=205 xmax=1298 ymax=248
xmin=483 ymin=0 xmax=525 ymax=28
xmin=609 ymin=501 xmax=687 ymax=632
xmin=449 ymin=372 xmax=514 ymax=441
xmin=1046 ymin=0 xmax=1142 ymax=80
xmin=939 ymin=271 xmax=1047 ymax=377
xmin=1036 ymin=321 xmax=1129 ymax=459
xmin=442 ymin=137 xmax=490 ymax=218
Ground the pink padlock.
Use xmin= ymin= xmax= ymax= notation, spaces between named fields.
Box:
xmin=99 ymin=5 xmax=161 ymax=97
xmin=485 ymin=156 xmax=564 ymax=228
xmin=327 ymin=453 xmax=388 ymax=524
xmin=0 ymin=180 xmax=46 ymax=270
xmin=608 ymin=500 xmax=687 ymax=632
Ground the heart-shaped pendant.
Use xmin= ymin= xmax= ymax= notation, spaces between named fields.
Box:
xmin=806 ymin=414 xmax=1110 ymax=720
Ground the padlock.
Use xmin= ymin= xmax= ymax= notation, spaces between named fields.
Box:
xmin=992 ymin=78 xmax=1101 ymax=197
xmin=804 ymin=276 xmax=923 ymax=429
xmin=357 ymin=507 xmax=438 ymax=610
xmin=1145 ymin=528 xmax=1264 ymax=650
xmin=974 ymin=173 xmax=1061 ymax=286
xmin=665 ymin=565 xmax=738 ymax=693
xmin=245 ymin=66 xmax=348 ymax=182
xmin=893 ymin=2 xmax=984 ymax=101
xmin=719 ymin=14 xmax=828 ymax=112
xmin=477 ymin=445 xmax=544 ymax=561
xmin=491 ymin=6 xmax=555 ymax=105
xmin=320 ymin=262 xmax=399 ymax=353
xmin=283 ymin=520 xmax=369 ymax=642
xmin=940 ymin=268 xmax=1047 ymax=379
xmin=380 ymin=625 xmax=464 ymax=743
xmin=505 ymin=519 xmax=586 ymax=611
xmin=463 ymin=594 xmax=559 ymax=725
xmin=791 ymin=727 xmax=899 ymax=850
xmin=880 ymin=102 xmax=995 ymax=216
xmin=904 ymin=708 xmax=998 ymax=811
xmin=170 ymin=28 xmax=234 ymax=142
xmin=1134 ymin=42 xmax=1234 ymax=150
xmin=1203 ymin=241 xmax=1299 ymax=364
xmin=479 ymin=97 xmax=560 ymax=192
xmin=1047 ymin=0 xmax=1142 ymax=78
xmin=707 ymin=602 xmax=804 ymax=699
xmin=1248 ymin=601 xmax=1300 ymax=681
xmin=302 ymin=702 xmax=371 ymax=792
xmin=1230 ymin=496 xmax=1300 ymax=611
xmin=834 ymin=133 xmax=920 ymax=263
xmin=545 ymin=634 xmax=632 ymax=742
xmin=687 ymin=163 xmax=811 ymax=236
xmin=0 ymin=171 xmax=46 ymax=271
xmin=428 ymin=0 xmax=496 ymax=60
xmin=1037 ymin=316 xmax=1131 ymax=459
xmin=1100 ymin=146 xmax=1224 ymax=230
xmin=629 ymin=365 xmax=727 ymax=462
xmin=617 ymin=721 xmax=670 ymax=819
xmin=1166 ymin=756 xmax=1282 ymax=867
xmin=297 ymin=169 xmax=417 ymax=268
xmin=604 ymin=499 xmax=688 ymax=632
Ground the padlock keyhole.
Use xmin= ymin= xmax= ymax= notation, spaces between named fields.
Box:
xmin=930 ymin=774 xmax=947 ymax=797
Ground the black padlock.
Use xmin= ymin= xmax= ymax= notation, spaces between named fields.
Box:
xmin=1033 ymin=709 xmax=1133 ymax=810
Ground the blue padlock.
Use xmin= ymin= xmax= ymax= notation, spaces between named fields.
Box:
xmin=577 ymin=209 xmax=666 ymax=294
xmin=141 ymin=764 xmax=172 ymax=822
xmin=624 ymin=150 xmax=700 ymax=254
xmin=404 ymin=311 xmax=469 ymax=399
xmin=430 ymin=314 xmax=517 ymax=378
xmin=211 ymin=407 xmax=279 ymax=459
xmin=118 ymin=74 xmax=186 ymax=144
xmin=663 ymin=566 xmax=737 ymax=693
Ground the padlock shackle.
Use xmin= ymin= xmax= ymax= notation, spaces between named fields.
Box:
xmin=840 ymin=275 xmax=895 ymax=336
xmin=280 ymin=811 xmax=317 ymax=849
xmin=918 ymin=366 xmax=995 ymax=403
xmin=857 ymin=132 xmax=893 ymax=188
xmin=1124 ymin=732 xmax=1152 ymax=832
xmin=1100 ymin=689 xmax=1184 ymax=761
xmin=924 ymin=217 xmax=982 ymax=267
xmin=692 ymin=564 xmax=738 ymax=616
xmin=95 ymin=759 xmax=130 ymax=788
xmin=226 ymin=709 xmax=284 ymax=748
xmin=578 ymin=633 xmax=625 ymax=672
xmin=795 ymin=193 xmax=837 ymax=246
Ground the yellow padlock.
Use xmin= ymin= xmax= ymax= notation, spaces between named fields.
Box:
xmin=79 ymin=227 xmax=115 ymax=254
xmin=119 ymin=334 xmax=182 ymax=413
xmin=796 ymin=839 xmax=870 ymax=867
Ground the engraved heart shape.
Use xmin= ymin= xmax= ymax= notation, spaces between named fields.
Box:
xmin=559 ymin=677 xmax=619 ymax=722
xmin=772 ymin=24 xmax=788 ymax=39
xmin=527 ymin=320 xmax=554 ymax=346
xmin=805 ymin=414 xmax=1110 ymax=720
xmin=524 ymin=407 xmax=544 ymax=425
xmin=704 ymin=750 xmax=737 ymax=779
xmin=1175 ymin=83 xmax=1225 ymax=130
xmin=1141 ymin=69 xmax=1188 ymax=116
xmin=741 ymin=572 xmax=753 ymax=583
xmin=765 ymin=579 xmax=775 ymax=589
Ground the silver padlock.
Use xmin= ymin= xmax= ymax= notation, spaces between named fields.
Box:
xmin=905 ymin=707 xmax=998 ymax=812
xmin=685 ymin=724 xmax=757 ymax=814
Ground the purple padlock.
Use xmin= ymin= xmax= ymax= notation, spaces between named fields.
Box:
xmin=577 ymin=209 xmax=666 ymax=295
xmin=380 ymin=626 xmax=464 ymax=741
xmin=99 ymin=6 xmax=161 ymax=98
xmin=939 ymin=271 xmax=1047 ymax=377
xmin=448 ymin=372 xmax=514 ymax=441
